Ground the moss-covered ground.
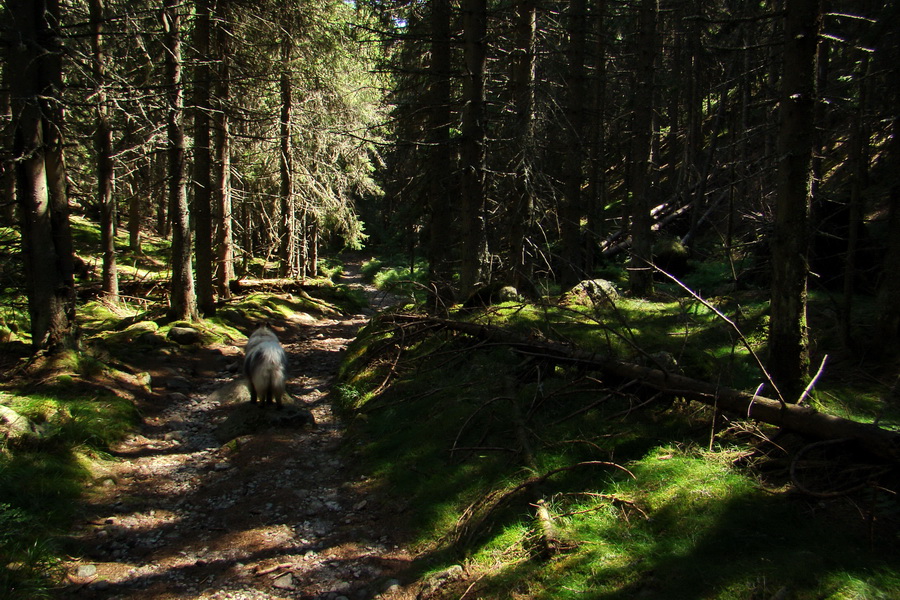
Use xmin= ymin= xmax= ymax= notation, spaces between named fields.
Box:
xmin=335 ymin=258 xmax=900 ymax=600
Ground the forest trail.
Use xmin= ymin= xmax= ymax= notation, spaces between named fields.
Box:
xmin=63 ymin=260 xmax=415 ymax=600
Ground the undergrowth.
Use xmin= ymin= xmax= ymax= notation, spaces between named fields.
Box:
xmin=336 ymin=298 xmax=900 ymax=599
xmin=361 ymin=256 xmax=429 ymax=301
xmin=0 ymin=387 xmax=139 ymax=598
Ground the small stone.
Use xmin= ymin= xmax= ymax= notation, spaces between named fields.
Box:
xmin=75 ymin=564 xmax=98 ymax=578
xmin=334 ymin=581 xmax=352 ymax=592
xmin=272 ymin=573 xmax=297 ymax=590
xmin=168 ymin=326 xmax=203 ymax=345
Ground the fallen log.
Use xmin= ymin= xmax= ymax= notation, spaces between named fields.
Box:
xmin=229 ymin=278 xmax=308 ymax=294
xmin=381 ymin=315 xmax=900 ymax=462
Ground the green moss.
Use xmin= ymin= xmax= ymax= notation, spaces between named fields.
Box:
xmin=336 ymin=297 xmax=900 ymax=600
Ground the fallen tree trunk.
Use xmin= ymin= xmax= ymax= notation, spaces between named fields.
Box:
xmin=382 ymin=315 xmax=900 ymax=462
xmin=229 ymin=278 xmax=307 ymax=294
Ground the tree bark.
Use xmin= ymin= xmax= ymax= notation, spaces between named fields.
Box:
xmin=193 ymin=0 xmax=215 ymax=314
xmin=628 ymin=0 xmax=658 ymax=297
xmin=508 ymin=0 xmax=537 ymax=292
xmin=163 ymin=0 xmax=198 ymax=321
xmin=840 ymin=56 xmax=869 ymax=348
xmin=768 ymin=0 xmax=821 ymax=398
xmin=874 ymin=49 xmax=900 ymax=347
xmin=213 ymin=0 xmax=234 ymax=299
xmin=127 ymin=155 xmax=145 ymax=253
xmin=305 ymin=215 xmax=318 ymax=279
xmin=1 ymin=64 xmax=16 ymax=226
xmin=427 ymin=0 xmax=455 ymax=305
xmin=278 ymin=34 xmax=297 ymax=278
xmin=7 ymin=0 xmax=76 ymax=351
xmin=459 ymin=0 xmax=489 ymax=298
xmin=559 ymin=0 xmax=588 ymax=288
xmin=584 ymin=0 xmax=608 ymax=277
xmin=90 ymin=0 xmax=119 ymax=304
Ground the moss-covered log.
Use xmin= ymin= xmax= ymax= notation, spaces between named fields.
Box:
xmin=381 ymin=314 xmax=900 ymax=461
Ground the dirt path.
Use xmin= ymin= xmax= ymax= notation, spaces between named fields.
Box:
xmin=64 ymin=264 xmax=415 ymax=600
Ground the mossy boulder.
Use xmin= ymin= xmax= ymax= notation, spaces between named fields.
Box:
xmin=563 ymin=279 xmax=619 ymax=309
xmin=167 ymin=326 xmax=203 ymax=345
xmin=463 ymin=283 xmax=521 ymax=308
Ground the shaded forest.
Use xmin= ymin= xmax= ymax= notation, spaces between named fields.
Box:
xmin=2 ymin=0 xmax=900 ymax=394
xmin=3 ymin=0 xmax=900 ymax=597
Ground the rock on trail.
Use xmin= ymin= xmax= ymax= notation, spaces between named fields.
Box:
xmin=64 ymin=265 xmax=414 ymax=600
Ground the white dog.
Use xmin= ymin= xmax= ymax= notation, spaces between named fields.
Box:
xmin=243 ymin=324 xmax=288 ymax=408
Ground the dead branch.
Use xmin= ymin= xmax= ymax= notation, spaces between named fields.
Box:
xmin=562 ymin=491 xmax=651 ymax=521
xmin=532 ymin=499 xmax=576 ymax=555
xmin=645 ymin=259 xmax=787 ymax=405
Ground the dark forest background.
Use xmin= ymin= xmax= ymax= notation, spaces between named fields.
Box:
xmin=2 ymin=0 xmax=900 ymax=412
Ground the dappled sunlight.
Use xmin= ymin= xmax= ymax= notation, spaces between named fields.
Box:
xmin=43 ymin=272 xmax=417 ymax=598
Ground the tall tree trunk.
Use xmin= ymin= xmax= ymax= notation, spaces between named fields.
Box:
xmin=680 ymin=0 xmax=702 ymax=231
xmin=459 ymin=0 xmax=488 ymax=297
xmin=127 ymin=155 xmax=145 ymax=253
xmin=876 ymin=121 xmax=900 ymax=347
xmin=509 ymin=0 xmax=537 ymax=291
xmin=124 ymin=43 xmax=153 ymax=253
xmin=628 ymin=0 xmax=658 ymax=296
xmin=278 ymin=35 xmax=297 ymax=278
xmin=427 ymin=0 xmax=455 ymax=304
xmin=874 ymin=12 xmax=900 ymax=349
xmin=559 ymin=0 xmax=588 ymax=288
xmin=43 ymin=0 xmax=76 ymax=337
xmin=90 ymin=0 xmax=118 ymax=304
xmin=305 ymin=215 xmax=318 ymax=279
xmin=193 ymin=0 xmax=214 ymax=314
xmin=163 ymin=0 xmax=198 ymax=321
xmin=768 ymin=0 xmax=821 ymax=398
xmin=214 ymin=0 xmax=234 ymax=299
xmin=840 ymin=56 xmax=869 ymax=348
xmin=585 ymin=0 xmax=608 ymax=277
xmin=7 ymin=0 xmax=76 ymax=351
xmin=1 ymin=65 xmax=15 ymax=226
xmin=154 ymin=151 xmax=168 ymax=237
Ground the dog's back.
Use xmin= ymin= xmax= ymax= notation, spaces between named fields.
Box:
xmin=243 ymin=325 xmax=288 ymax=407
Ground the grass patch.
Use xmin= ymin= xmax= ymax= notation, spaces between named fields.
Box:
xmin=360 ymin=256 xmax=428 ymax=300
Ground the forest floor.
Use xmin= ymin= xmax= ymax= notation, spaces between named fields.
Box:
xmin=61 ymin=262 xmax=420 ymax=600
